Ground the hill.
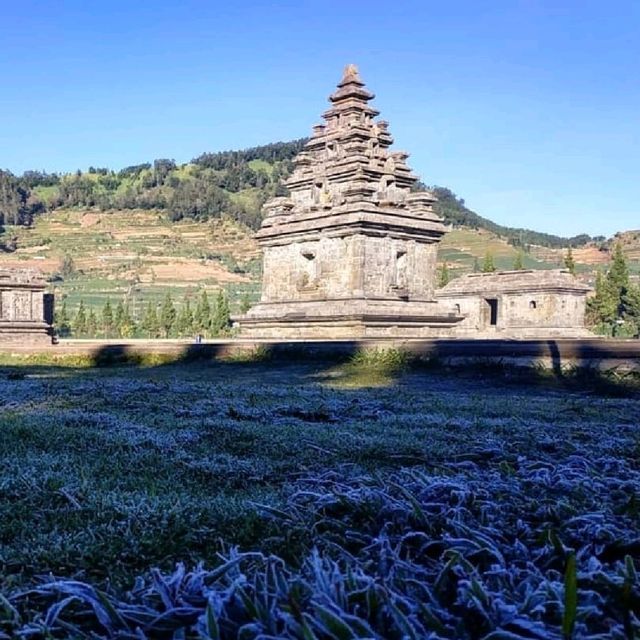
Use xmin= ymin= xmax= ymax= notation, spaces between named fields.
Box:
xmin=1 ymin=139 xmax=639 ymax=337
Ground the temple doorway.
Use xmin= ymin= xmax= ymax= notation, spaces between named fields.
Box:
xmin=484 ymin=298 xmax=499 ymax=327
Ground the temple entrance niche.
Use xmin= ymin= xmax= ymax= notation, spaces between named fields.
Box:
xmin=483 ymin=298 xmax=499 ymax=327
xmin=298 ymin=248 xmax=318 ymax=291
xmin=391 ymin=249 xmax=408 ymax=293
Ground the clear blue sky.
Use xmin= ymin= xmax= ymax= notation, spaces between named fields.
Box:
xmin=1 ymin=0 xmax=638 ymax=237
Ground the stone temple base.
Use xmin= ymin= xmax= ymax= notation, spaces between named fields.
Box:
xmin=235 ymin=299 xmax=463 ymax=339
xmin=0 ymin=322 xmax=54 ymax=347
xmin=446 ymin=326 xmax=594 ymax=340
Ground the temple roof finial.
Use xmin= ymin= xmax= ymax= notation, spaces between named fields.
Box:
xmin=341 ymin=63 xmax=361 ymax=83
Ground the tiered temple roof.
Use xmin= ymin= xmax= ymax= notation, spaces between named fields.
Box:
xmin=257 ymin=65 xmax=444 ymax=240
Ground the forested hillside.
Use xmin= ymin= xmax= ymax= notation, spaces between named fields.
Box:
xmin=0 ymin=140 xmax=306 ymax=242
xmin=1 ymin=138 xmax=604 ymax=249
xmin=1 ymin=139 xmax=638 ymax=338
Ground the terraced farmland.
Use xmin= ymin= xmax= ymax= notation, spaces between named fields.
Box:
xmin=0 ymin=209 xmax=262 ymax=315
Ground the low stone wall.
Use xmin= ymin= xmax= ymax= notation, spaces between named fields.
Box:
xmin=1 ymin=337 xmax=638 ymax=372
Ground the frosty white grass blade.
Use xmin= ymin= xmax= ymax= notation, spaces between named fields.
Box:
xmin=3 ymin=461 xmax=640 ymax=639
xmin=2 ymin=366 xmax=640 ymax=638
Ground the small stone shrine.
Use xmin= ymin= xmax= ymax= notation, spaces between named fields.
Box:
xmin=0 ymin=269 xmax=54 ymax=345
xmin=436 ymin=269 xmax=591 ymax=338
xmin=237 ymin=65 xmax=463 ymax=338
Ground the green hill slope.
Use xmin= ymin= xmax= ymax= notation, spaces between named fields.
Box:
xmin=1 ymin=139 xmax=638 ymax=337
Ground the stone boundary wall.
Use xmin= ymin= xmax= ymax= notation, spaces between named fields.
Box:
xmin=1 ymin=337 xmax=638 ymax=372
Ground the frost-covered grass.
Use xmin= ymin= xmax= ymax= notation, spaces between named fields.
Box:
xmin=0 ymin=359 xmax=639 ymax=638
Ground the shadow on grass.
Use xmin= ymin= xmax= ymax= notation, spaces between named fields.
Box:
xmin=0 ymin=338 xmax=638 ymax=396
xmin=0 ymin=337 xmax=638 ymax=603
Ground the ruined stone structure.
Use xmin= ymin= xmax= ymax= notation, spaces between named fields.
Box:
xmin=237 ymin=65 xmax=463 ymax=338
xmin=0 ymin=269 xmax=54 ymax=345
xmin=436 ymin=269 xmax=591 ymax=338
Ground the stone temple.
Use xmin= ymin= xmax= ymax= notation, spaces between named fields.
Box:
xmin=237 ymin=65 xmax=464 ymax=339
xmin=0 ymin=269 xmax=54 ymax=345
xmin=436 ymin=269 xmax=592 ymax=338
xmin=237 ymin=64 xmax=592 ymax=340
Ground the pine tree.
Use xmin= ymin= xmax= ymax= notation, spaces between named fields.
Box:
xmin=482 ymin=252 xmax=496 ymax=273
xmin=438 ymin=262 xmax=450 ymax=287
xmin=623 ymin=284 xmax=640 ymax=337
xmin=55 ymin=300 xmax=71 ymax=338
xmin=194 ymin=290 xmax=211 ymax=336
xmin=59 ymin=254 xmax=76 ymax=279
xmin=587 ymin=245 xmax=633 ymax=335
xmin=564 ymin=247 xmax=576 ymax=276
xmin=114 ymin=300 xmax=126 ymax=338
xmin=211 ymin=289 xmax=231 ymax=335
xmin=101 ymin=299 xmax=114 ymax=338
xmin=176 ymin=299 xmax=194 ymax=336
xmin=513 ymin=252 xmax=524 ymax=270
xmin=239 ymin=292 xmax=252 ymax=314
xmin=608 ymin=243 xmax=629 ymax=304
xmin=74 ymin=300 xmax=87 ymax=337
xmin=119 ymin=303 xmax=136 ymax=338
xmin=86 ymin=309 xmax=98 ymax=337
xmin=141 ymin=301 xmax=160 ymax=338
xmin=587 ymin=271 xmax=617 ymax=333
xmin=160 ymin=292 xmax=177 ymax=338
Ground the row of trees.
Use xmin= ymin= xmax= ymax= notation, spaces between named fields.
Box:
xmin=0 ymin=170 xmax=46 ymax=230
xmin=438 ymin=248 xmax=578 ymax=286
xmin=192 ymin=139 xmax=306 ymax=170
xmin=5 ymin=141 xmax=304 ymax=236
xmin=55 ymin=290 xmax=248 ymax=339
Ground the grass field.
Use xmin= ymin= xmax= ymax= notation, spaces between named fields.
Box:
xmin=0 ymin=355 xmax=639 ymax=637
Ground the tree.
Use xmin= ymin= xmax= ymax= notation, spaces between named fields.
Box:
xmin=59 ymin=254 xmax=76 ymax=279
xmin=152 ymin=159 xmax=177 ymax=186
xmin=176 ymin=298 xmax=194 ymax=336
xmin=114 ymin=300 xmax=126 ymax=337
xmin=74 ymin=300 xmax=87 ymax=336
xmin=194 ymin=290 xmax=211 ymax=336
xmin=564 ymin=247 xmax=576 ymax=276
xmin=119 ymin=306 xmax=136 ymax=338
xmin=160 ymin=292 xmax=177 ymax=338
xmin=609 ymin=243 xmax=629 ymax=306
xmin=113 ymin=300 xmax=136 ymax=337
xmin=86 ymin=309 xmax=98 ymax=337
xmin=586 ymin=245 xmax=633 ymax=335
xmin=0 ymin=170 xmax=31 ymax=226
xmin=513 ymin=252 xmax=524 ymax=270
xmin=438 ymin=262 xmax=450 ymax=287
xmin=101 ymin=299 xmax=114 ymax=338
xmin=623 ymin=284 xmax=640 ymax=337
xmin=482 ymin=252 xmax=496 ymax=273
xmin=211 ymin=289 xmax=231 ymax=335
xmin=55 ymin=300 xmax=71 ymax=337
xmin=587 ymin=271 xmax=617 ymax=332
xmin=141 ymin=301 xmax=160 ymax=338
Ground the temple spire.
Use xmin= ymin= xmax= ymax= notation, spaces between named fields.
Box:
xmin=339 ymin=63 xmax=363 ymax=85
xmin=329 ymin=63 xmax=374 ymax=104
